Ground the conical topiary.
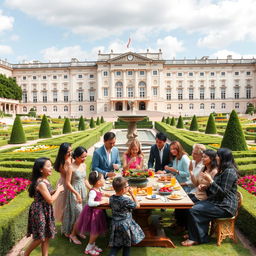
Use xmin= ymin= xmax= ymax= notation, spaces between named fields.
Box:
xmin=161 ymin=116 xmax=165 ymax=123
xmin=171 ymin=117 xmax=176 ymax=126
xmin=205 ymin=113 xmax=217 ymax=134
xmin=100 ymin=116 xmax=105 ymax=123
xmin=221 ymin=110 xmax=248 ymax=151
xmin=166 ymin=116 xmax=171 ymax=124
xmin=189 ymin=115 xmax=198 ymax=131
xmin=9 ymin=115 xmax=26 ymax=144
xmin=89 ymin=117 xmax=95 ymax=128
xmin=39 ymin=114 xmax=52 ymax=138
xmin=176 ymin=116 xmax=184 ymax=129
xmin=78 ymin=116 xmax=85 ymax=131
xmin=63 ymin=118 xmax=72 ymax=134
xmin=96 ymin=117 xmax=100 ymax=126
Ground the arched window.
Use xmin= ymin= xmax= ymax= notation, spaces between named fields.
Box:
xmin=23 ymin=106 xmax=27 ymax=112
xmin=200 ymin=103 xmax=204 ymax=109
xmin=64 ymin=105 xmax=68 ymax=112
xmin=90 ymin=105 xmax=94 ymax=111
xmin=235 ymin=103 xmax=239 ymax=109
xmin=167 ymin=104 xmax=171 ymax=110
xmin=53 ymin=106 xmax=57 ymax=112
xmin=221 ymin=103 xmax=226 ymax=109
xmin=211 ymin=103 xmax=215 ymax=109
xmin=115 ymin=81 xmax=123 ymax=87
xmin=138 ymin=81 xmax=146 ymax=87
xmin=79 ymin=105 xmax=83 ymax=111
xmin=189 ymin=103 xmax=194 ymax=109
xmin=115 ymin=82 xmax=123 ymax=98
xmin=43 ymin=106 xmax=47 ymax=112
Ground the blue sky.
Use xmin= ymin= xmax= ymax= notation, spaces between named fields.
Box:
xmin=1 ymin=0 xmax=256 ymax=63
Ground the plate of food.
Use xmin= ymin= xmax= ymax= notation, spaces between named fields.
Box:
xmin=157 ymin=176 xmax=171 ymax=183
xmin=146 ymin=195 xmax=160 ymax=200
xmin=136 ymin=188 xmax=147 ymax=196
xmin=168 ymin=194 xmax=183 ymax=200
xmin=158 ymin=186 xmax=173 ymax=195
xmin=102 ymin=185 xmax=114 ymax=191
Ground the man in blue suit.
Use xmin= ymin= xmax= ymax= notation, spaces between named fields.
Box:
xmin=148 ymin=132 xmax=172 ymax=173
xmin=91 ymin=132 xmax=121 ymax=178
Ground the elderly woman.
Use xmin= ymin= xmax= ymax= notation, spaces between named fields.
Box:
xmin=182 ymin=148 xmax=238 ymax=246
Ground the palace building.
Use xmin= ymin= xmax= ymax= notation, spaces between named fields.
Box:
xmin=0 ymin=50 xmax=255 ymax=117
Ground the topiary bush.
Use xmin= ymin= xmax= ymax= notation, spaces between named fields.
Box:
xmin=9 ymin=116 xmax=26 ymax=144
xmin=63 ymin=118 xmax=72 ymax=134
xmin=89 ymin=117 xmax=96 ymax=128
xmin=166 ymin=116 xmax=171 ymax=124
xmin=161 ymin=116 xmax=165 ymax=122
xmin=100 ymin=116 xmax=105 ymax=123
xmin=170 ymin=117 xmax=176 ymax=126
xmin=39 ymin=114 xmax=52 ymax=138
xmin=96 ymin=117 xmax=100 ymax=126
xmin=189 ymin=115 xmax=198 ymax=131
xmin=221 ymin=110 xmax=248 ymax=151
xmin=176 ymin=116 xmax=184 ymax=129
xmin=78 ymin=116 xmax=85 ymax=131
xmin=205 ymin=113 xmax=217 ymax=134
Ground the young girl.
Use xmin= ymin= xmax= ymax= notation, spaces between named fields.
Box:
xmin=77 ymin=171 xmax=109 ymax=256
xmin=122 ymin=139 xmax=144 ymax=171
xmin=108 ymin=177 xmax=145 ymax=256
xmin=23 ymin=157 xmax=64 ymax=256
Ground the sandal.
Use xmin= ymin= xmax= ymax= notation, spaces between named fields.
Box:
xmin=78 ymin=233 xmax=86 ymax=239
xmin=94 ymin=245 xmax=102 ymax=252
xmin=84 ymin=248 xmax=100 ymax=256
xmin=181 ymin=239 xmax=198 ymax=246
xmin=69 ymin=235 xmax=82 ymax=245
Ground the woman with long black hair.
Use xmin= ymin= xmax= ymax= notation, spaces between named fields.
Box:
xmin=182 ymin=148 xmax=238 ymax=246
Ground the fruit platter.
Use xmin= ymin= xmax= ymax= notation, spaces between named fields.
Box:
xmin=158 ymin=185 xmax=173 ymax=195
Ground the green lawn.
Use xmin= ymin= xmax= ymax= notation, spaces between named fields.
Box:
xmin=30 ymin=210 xmax=252 ymax=256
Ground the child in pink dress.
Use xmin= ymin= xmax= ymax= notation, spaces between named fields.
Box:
xmin=77 ymin=171 xmax=109 ymax=256
xmin=123 ymin=139 xmax=144 ymax=170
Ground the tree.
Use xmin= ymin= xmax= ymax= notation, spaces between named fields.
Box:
xmin=221 ymin=110 xmax=248 ymax=151
xmin=205 ymin=113 xmax=217 ymax=134
xmin=0 ymin=74 xmax=22 ymax=100
xmin=170 ymin=117 xmax=176 ymax=126
xmin=39 ymin=114 xmax=52 ymax=138
xmin=100 ymin=116 xmax=105 ymax=123
xmin=78 ymin=116 xmax=85 ymax=131
xmin=161 ymin=116 xmax=165 ymax=123
xmin=166 ymin=116 xmax=171 ymax=124
xmin=89 ymin=117 xmax=95 ymax=128
xmin=189 ymin=115 xmax=198 ymax=131
xmin=176 ymin=116 xmax=184 ymax=129
xmin=28 ymin=108 xmax=36 ymax=118
xmin=96 ymin=117 xmax=100 ymax=126
xmin=245 ymin=103 xmax=255 ymax=115
xmin=63 ymin=118 xmax=72 ymax=134
xmin=9 ymin=116 xmax=26 ymax=144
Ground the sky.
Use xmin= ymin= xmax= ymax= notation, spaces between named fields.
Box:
xmin=0 ymin=0 xmax=256 ymax=63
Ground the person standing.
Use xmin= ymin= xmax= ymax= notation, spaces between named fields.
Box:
xmin=92 ymin=132 xmax=121 ymax=178
xmin=148 ymin=132 xmax=171 ymax=173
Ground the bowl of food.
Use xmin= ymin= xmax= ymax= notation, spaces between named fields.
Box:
xmin=158 ymin=186 xmax=173 ymax=195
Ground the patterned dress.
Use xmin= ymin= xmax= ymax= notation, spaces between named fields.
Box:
xmin=62 ymin=165 xmax=87 ymax=235
xmin=27 ymin=180 xmax=56 ymax=240
xmin=109 ymin=195 xmax=145 ymax=247
xmin=125 ymin=155 xmax=142 ymax=169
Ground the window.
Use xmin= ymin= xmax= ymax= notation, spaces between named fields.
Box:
xmin=200 ymin=103 xmax=204 ymax=109
xmin=189 ymin=72 xmax=193 ymax=77
xmin=33 ymin=92 xmax=37 ymax=103
xmin=235 ymin=103 xmax=239 ymax=109
xmin=22 ymin=76 xmax=26 ymax=80
xmin=177 ymin=72 xmax=183 ymax=77
xmin=246 ymin=71 xmax=251 ymax=76
xmin=43 ymin=106 xmax=47 ymax=112
xmin=153 ymin=87 xmax=158 ymax=96
xmin=104 ymin=104 xmax=108 ymax=112
xmin=200 ymin=88 xmax=204 ymax=100
xmin=211 ymin=103 xmax=215 ymax=109
xmin=79 ymin=105 xmax=83 ymax=111
xmin=139 ymin=71 xmax=145 ymax=76
xmin=63 ymin=75 xmax=68 ymax=79
xmin=221 ymin=72 xmax=225 ymax=76
xmin=64 ymin=106 xmax=68 ymax=112
xmin=166 ymin=72 xmax=171 ymax=77
xmin=210 ymin=88 xmax=215 ymax=99
xmin=23 ymin=106 xmax=27 ymax=112
xmin=53 ymin=75 xmax=57 ymax=79
xmin=154 ymin=103 xmax=157 ymax=111
xmin=139 ymin=87 xmax=145 ymax=98
xmin=128 ymin=87 xmax=134 ymax=98
xmin=78 ymin=91 xmax=83 ymax=102
xmin=89 ymin=74 xmax=94 ymax=78
xmin=116 ymin=71 xmax=121 ymax=76
xmin=167 ymin=104 xmax=171 ymax=110
xmin=189 ymin=88 xmax=194 ymax=100
xmin=33 ymin=76 xmax=37 ymax=80
xmin=246 ymin=87 xmax=252 ymax=99
xmin=221 ymin=88 xmax=226 ymax=99
xmin=189 ymin=103 xmax=194 ymax=109
xmin=116 ymin=82 xmax=123 ymax=98
xmin=78 ymin=74 xmax=83 ymax=78
xmin=64 ymin=91 xmax=69 ymax=102
xmin=89 ymin=91 xmax=95 ymax=102
xmin=53 ymin=91 xmax=58 ymax=102
xmin=127 ymin=71 xmax=133 ymax=76
xmin=103 ymin=88 xmax=108 ymax=97
xmin=43 ymin=92 xmax=47 ymax=102
xmin=210 ymin=72 xmax=215 ymax=76
xmin=234 ymin=71 xmax=239 ymax=76
xmin=42 ymin=75 xmax=47 ymax=80
xmin=152 ymin=70 xmax=158 ymax=75
xmin=53 ymin=106 xmax=57 ymax=112
xmin=234 ymin=88 xmax=239 ymax=99
xmin=221 ymin=103 xmax=226 ymax=109
xmin=178 ymin=89 xmax=183 ymax=100
xmin=166 ymin=89 xmax=171 ymax=100
xmin=22 ymin=92 xmax=27 ymax=103
xmin=200 ymin=72 xmax=204 ymax=77
xmin=103 ymin=71 xmax=108 ymax=76
xmin=90 ymin=105 xmax=94 ymax=111
xmin=178 ymin=104 xmax=183 ymax=109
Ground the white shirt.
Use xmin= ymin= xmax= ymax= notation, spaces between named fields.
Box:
xmin=158 ymin=146 xmax=165 ymax=164
xmin=104 ymin=145 xmax=112 ymax=165
xmin=186 ymin=160 xmax=204 ymax=193
xmin=88 ymin=190 xmax=101 ymax=207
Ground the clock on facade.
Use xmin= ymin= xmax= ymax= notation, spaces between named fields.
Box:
xmin=127 ymin=55 xmax=134 ymax=61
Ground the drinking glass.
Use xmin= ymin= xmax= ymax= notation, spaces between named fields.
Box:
xmin=147 ymin=186 xmax=153 ymax=196
xmin=171 ymin=177 xmax=176 ymax=186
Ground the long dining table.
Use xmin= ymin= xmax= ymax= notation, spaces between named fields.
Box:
xmin=100 ymin=175 xmax=194 ymax=248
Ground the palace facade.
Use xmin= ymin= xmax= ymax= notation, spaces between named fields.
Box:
xmin=0 ymin=51 xmax=256 ymax=118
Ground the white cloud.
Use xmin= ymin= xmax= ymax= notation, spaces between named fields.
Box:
xmin=0 ymin=45 xmax=13 ymax=55
xmin=0 ymin=9 xmax=14 ymax=33
xmin=10 ymin=34 xmax=19 ymax=41
xmin=210 ymin=50 xmax=256 ymax=59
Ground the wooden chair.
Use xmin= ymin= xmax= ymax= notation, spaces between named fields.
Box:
xmin=210 ymin=191 xmax=243 ymax=246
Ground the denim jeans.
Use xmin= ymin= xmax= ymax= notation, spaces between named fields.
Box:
xmin=108 ymin=246 xmax=130 ymax=256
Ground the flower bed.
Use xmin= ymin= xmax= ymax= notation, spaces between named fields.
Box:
xmin=238 ymin=175 xmax=256 ymax=195
xmin=12 ymin=145 xmax=58 ymax=153
xmin=0 ymin=177 xmax=31 ymax=205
